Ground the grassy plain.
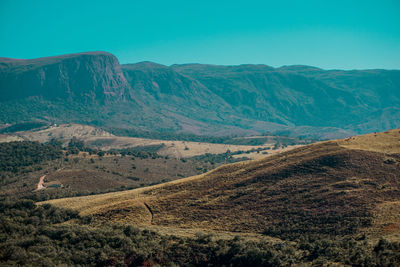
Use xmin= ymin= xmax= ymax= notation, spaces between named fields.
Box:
xmin=0 ymin=123 xmax=301 ymax=159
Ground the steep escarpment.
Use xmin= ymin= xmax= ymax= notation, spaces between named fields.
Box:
xmin=122 ymin=62 xmax=243 ymax=135
xmin=0 ymin=52 xmax=150 ymax=129
xmin=1 ymin=51 xmax=400 ymax=137
xmin=171 ymin=64 xmax=400 ymax=133
xmin=121 ymin=61 xmax=400 ymax=137
xmin=0 ymin=52 xmax=130 ymax=102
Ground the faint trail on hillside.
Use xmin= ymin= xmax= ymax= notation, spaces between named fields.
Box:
xmin=36 ymin=175 xmax=46 ymax=190
xmin=143 ymin=202 xmax=154 ymax=224
xmin=35 ymin=167 xmax=64 ymax=191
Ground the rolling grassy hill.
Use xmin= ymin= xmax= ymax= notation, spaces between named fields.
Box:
xmin=44 ymin=129 xmax=400 ymax=241
xmin=0 ymin=123 xmax=305 ymax=159
xmin=2 ymin=128 xmax=399 ymax=266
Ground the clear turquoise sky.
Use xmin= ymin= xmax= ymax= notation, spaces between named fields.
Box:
xmin=1 ymin=0 xmax=399 ymax=69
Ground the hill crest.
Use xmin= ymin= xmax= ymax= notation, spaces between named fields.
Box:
xmin=43 ymin=129 xmax=400 ymax=240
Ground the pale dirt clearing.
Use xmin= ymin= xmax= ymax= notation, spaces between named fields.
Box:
xmin=85 ymin=136 xmax=276 ymax=158
xmin=0 ymin=134 xmax=24 ymax=143
xmin=338 ymin=128 xmax=400 ymax=154
xmin=36 ymin=175 xmax=46 ymax=190
xmin=3 ymin=123 xmax=282 ymax=158
xmin=20 ymin=124 xmax=113 ymax=144
xmin=232 ymin=145 xmax=304 ymax=160
xmin=35 ymin=168 xmax=64 ymax=191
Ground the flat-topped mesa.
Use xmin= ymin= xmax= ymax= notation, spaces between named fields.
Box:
xmin=0 ymin=52 xmax=131 ymax=103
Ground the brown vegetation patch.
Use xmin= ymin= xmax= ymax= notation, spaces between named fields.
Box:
xmin=45 ymin=169 xmax=127 ymax=191
xmin=370 ymin=200 xmax=400 ymax=238
xmin=43 ymin=129 xmax=400 ymax=240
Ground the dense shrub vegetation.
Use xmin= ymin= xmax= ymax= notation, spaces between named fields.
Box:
xmin=188 ymin=151 xmax=249 ymax=165
xmin=109 ymin=145 xmax=166 ymax=160
xmin=105 ymin=127 xmax=313 ymax=145
xmin=0 ymin=199 xmax=399 ymax=266
xmin=66 ymin=137 xmax=103 ymax=156
xmin=105 ymin=127 xmax=232 ymax=143
xmin=0 ymin=141 xmax=62 ymax=174
xmin=0 ymin=121 xmax=48 ymax=133
xmin=1 ymin=132 xmax=400 ymax=265
xmin=0 ymin=139 xmax=252 ymax=202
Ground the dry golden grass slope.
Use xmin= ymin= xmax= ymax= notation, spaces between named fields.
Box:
xmin=0 ymin=124 xmax=114 ymax=144
xmin=338 ymin=129 xmax=400 ymax=154
xmin=85 ymin=135 xmax=284 ymax=159
xmin=42 ymin=129 xmax=400 ymax=239
xmin=19 ymin=124 xmax=114 ymax=144
xmin=0 ymin=134 xmax=24 ymax=143
xmin=1 ymin=123 xmax=288 ymax=159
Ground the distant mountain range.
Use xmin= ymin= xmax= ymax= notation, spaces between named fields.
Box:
xmin=1 ymin=51 xmax=399 ymax=139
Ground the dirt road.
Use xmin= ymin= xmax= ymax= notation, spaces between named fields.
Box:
xmin=36 ymin=175 xmax=46 ymax=190
xmin=36 ymin=168 xmax=64 ymax=190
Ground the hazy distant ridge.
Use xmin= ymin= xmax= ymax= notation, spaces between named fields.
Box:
xmin=1 ymin=52 xmax=399 ymax=138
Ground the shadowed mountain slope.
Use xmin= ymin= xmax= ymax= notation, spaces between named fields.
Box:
xmin=44 ymin=129 xmax=400 ymax=240
xmin=0 ymin=53 xmax=178 ymax=131
xmin=1 ymin=52 xmax=400 ymax=138
xmin=0 ymin=52 xmax=130 ymax=102
xmin=171 ymin=64 xmax=400 ymax=133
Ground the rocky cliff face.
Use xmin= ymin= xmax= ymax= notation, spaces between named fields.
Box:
xmin=0 ymin=52 xmax=130 ymax=103
xmin=1 ymin=51 xmax=400 ymax=138
xmin=122 ymin=62 xmax=233 ymax=126
xmin=121 ymin=61 xmax=400 ymax=135
xmin=170 ymin=64 xmax=400 ymax=133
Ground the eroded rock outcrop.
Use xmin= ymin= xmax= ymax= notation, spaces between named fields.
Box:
xmin=0 ymin=51 xmax=130 ymax=103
